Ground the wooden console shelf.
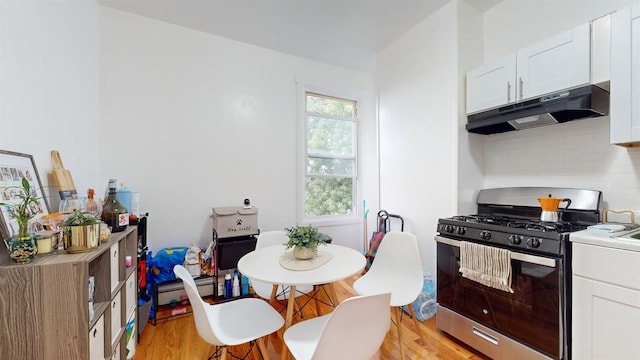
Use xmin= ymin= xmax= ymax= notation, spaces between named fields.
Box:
xmin=0 ymin=226 xmax=138 ymax=360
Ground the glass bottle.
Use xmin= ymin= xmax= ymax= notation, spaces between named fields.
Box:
xmin=103 ymin=178 xmax=117 ymax=204
xmin=85 ymin=188 xmax=102 ymax=217
xmin=101 ymin=186 xmax=129 ymax=232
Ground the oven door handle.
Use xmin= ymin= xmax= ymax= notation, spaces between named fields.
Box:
xmin=435 ymin=236 xmax=557 ymax=268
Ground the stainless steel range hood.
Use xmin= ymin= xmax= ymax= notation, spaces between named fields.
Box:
xmin=466 ymin=85 xmax=609 ymax=135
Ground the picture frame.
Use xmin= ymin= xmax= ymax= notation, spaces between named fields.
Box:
xmin=0 ymin=150 xmax=50 ymax=241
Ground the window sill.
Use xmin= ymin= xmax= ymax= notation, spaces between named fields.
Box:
xmin=302 ymin=215 xmax=362 ymax=228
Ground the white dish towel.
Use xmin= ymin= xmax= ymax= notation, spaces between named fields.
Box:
xmin=459 ymin=241 xmax=514 ymax=293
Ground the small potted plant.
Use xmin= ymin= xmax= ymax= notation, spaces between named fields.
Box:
xmin=0 ymin=177 xmax=43 ymax=263
xmin=284 ymin=225 xmax=327 ymax=260
xmin=61 ymin=209 xmax=102 ymax=253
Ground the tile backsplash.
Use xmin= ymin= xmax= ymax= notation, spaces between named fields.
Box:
xmin=483 ymin=116 xmax=640 ymax=216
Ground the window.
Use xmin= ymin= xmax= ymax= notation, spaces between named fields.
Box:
xmin=303 ymin=91 xmax=357 ymax=219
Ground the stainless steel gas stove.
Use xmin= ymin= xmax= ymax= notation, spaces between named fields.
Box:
xmin=436 ymin=187 xmax=602 ymax=360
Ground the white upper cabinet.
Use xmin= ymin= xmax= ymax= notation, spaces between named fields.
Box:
xmin=517 ymin=23 xmax=590 ymax=101
xmin=466 ymin=53 xmax=517 ymax=114
xmin=610 ymin=5 xmax=640 ymax=146
xmin=467 ymin=22 xmax=592 ymax=115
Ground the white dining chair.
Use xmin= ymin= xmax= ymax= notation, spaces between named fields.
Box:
xmin=173 ymin=265 xmax=284 ymax=360
xmin=283 ymin=292 xmax=391 ymax=360
xmin=251 ymin=231 xmax=315 ymax=311
xmin=352 ymin=231 xmax=426 ymax=360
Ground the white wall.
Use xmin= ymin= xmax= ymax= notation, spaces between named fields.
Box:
xmin=476 ymin=0 xmax=640 ymax=213
xmin=482 ymin=117 xmax=640 ymax=210
xmin=377 ymin=2 xmax=458 ymax=276
xmin=456 ymin=1 xmax=485 ymax=215
xmin=99 ymin=8 xmax=378 ymax=253
xmin=0 ymin=0 xmax=101 ymax=209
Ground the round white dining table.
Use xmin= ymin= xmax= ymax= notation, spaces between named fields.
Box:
xmin=238 ymin=243 xmax=365 ymax=359
xmin=238 ymin=243 xmax=365 ymax=287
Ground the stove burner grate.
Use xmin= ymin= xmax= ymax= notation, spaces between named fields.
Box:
xmin=452 ymin=215 xmax=587 ymax=234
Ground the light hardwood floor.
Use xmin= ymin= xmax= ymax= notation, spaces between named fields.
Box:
xmin=134 ymin=275 xmax=490 ymax=360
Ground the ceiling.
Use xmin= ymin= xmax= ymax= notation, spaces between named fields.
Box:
xmin=98 ymin=0 xmax=502 ymax=72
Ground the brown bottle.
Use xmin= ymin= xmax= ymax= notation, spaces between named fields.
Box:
xmin=101 ymin=186 xmax=129 ymax=232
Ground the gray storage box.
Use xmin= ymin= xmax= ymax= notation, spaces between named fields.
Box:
xmin=212 ymin=206 xmax=258 ymax=238
xmin=156 ymin=276 xmax=215 ymax=306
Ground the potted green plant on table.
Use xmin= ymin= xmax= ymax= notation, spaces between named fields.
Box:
xmin=0 ymin=177 xmax=43 ymax=263
xmin=61 ymin=209 xmax=102 ymax=253
xmin=284 ymin=225 xmax=327 ymax=260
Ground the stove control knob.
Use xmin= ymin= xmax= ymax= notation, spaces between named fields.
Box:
xmin=456 ymin=226 xmax=466 ymax=235
xmin=508 ymin=234 xmax=523 ymax=245
xmin=480 ymin=230 xmax=491 ymax=240
xmin=527 ymin=237 xmax=541 ymax=248
xmin=445 ymin=225 xmax=455 ymax=233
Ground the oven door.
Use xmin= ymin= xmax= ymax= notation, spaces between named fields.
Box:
xmin=436 ymin=235 xmax=566 ymax=359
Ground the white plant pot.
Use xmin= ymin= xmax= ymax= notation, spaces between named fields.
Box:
xmin=293 ymin=246 xmax=315 ymax=260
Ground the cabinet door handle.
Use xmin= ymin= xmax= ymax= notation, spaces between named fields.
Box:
xmin=507 ymin=81 xmax=511 ymax=102
xmin=519 ymin=77 xmax=523 ymax=99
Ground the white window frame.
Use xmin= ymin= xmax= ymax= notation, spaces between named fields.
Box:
xmin=297 ymin=83 xmax=361 ymax=226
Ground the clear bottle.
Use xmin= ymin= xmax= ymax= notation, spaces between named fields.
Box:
xmin=101 ymin=186 xmax=129 ymax=233
xmin=421 ymin=272 xmax=437 ymax=319
xmin=232 ymin=271 xmax=240 ymax=297
xmin=413 ymin=292 xmax=428 ymax=320
xmin=59 ymin=197 xmax=84 ymax=215
xmin=85 ymin=188 xmax=102 ymax=217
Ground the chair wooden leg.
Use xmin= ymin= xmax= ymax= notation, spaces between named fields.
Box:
xmin=220 ymin=346 xmax=228 ymax=360
xmin=395 ymin=307 xmax=406 ymax=359
xmin=293 ymin=297 xmax=302 ymax=319
xmin=269 ymin=284 xmax=278 ymax=304
xmin=256 ymin=337 xmax=270 ymax=360
xmin=408 ymin=304 xmax=426 ymax=345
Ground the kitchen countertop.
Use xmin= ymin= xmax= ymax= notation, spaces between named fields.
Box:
xmin=570 ymin=227 xmax=640 ymax=252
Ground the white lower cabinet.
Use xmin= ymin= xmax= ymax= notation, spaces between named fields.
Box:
xmin=572 ymin=242 xmax=640 ymax=359
xmin=573 ymin=276 xmax=640 ymax=359
xmin=89 ymin=315 xmax=105 ymax=360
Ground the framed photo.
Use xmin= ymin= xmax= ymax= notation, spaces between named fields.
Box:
xmin=0 ymin=150 xmax=50 ymax=241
